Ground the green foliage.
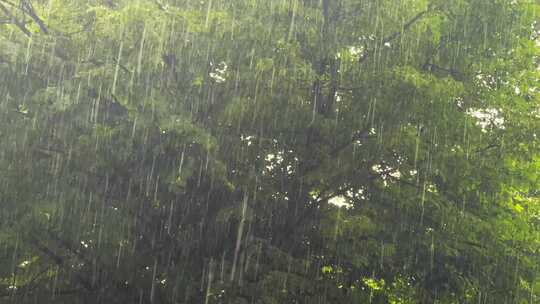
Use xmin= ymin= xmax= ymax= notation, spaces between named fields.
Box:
xmin=0 ymin=0 xmax=538 ymax=303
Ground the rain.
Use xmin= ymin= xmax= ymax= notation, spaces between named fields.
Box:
xmin=0 ymin=0 xmax=539 ymax=303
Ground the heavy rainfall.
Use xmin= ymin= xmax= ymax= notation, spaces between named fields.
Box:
xmin=0 ymin=0 xmax=539 ymax=303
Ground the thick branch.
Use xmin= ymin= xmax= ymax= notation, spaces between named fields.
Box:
xmin=0 ymin=2 xmax=31 ymax=36
xmin=0 ymin=0 xmax=48 ymax=35
xmin=21 ymin=1 xmax=48 ymax=34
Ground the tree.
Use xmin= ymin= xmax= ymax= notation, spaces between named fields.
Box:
xmin=0 ymin=0 xmax=538 ymax=303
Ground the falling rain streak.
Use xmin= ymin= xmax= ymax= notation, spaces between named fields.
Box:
xmin=0 ymin=0 xmax=538 ymax=304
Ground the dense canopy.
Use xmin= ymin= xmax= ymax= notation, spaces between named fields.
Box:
xmin=0 ymin=0 xmax=539 ymax=303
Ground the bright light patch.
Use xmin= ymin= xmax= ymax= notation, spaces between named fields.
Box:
xmin=328 ymin=196 xmax=353 ymax=209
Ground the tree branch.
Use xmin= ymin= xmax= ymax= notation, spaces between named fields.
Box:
xmin=382 ymin=9 xmax=430 ymax=44
xmin=26 ymin=234 xmax=95 ymax=292
xmin=0 ymin=1 xmax=31 ymax=37
xmin=21 ymin=0 xmax=48 ymax=34
xmin=0 ymin=0 xmax=49 ymax=35
xmin=359 ymin=5 xmax=439 ymax=64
